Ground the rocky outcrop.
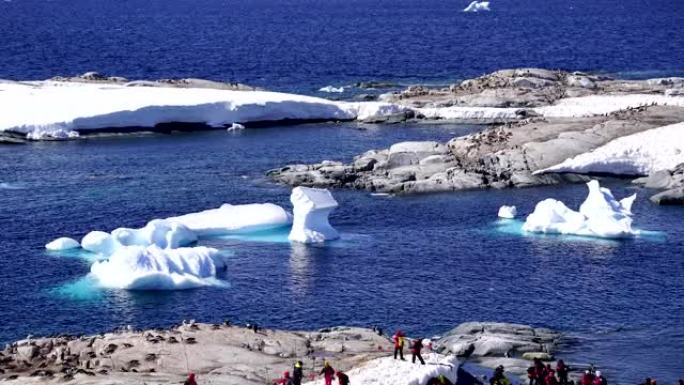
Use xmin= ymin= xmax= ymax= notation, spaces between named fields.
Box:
xmin=632 ymin=163 xmax=684 ymax=205
xmin=269 ymin=106 xmax=684 ymax=194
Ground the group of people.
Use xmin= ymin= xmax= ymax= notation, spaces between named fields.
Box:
xmin=525 ymin=358 xmax=574 ymax=385
xmin=391 ymin=330 xmax=428 ymax=365
xmin=274 ymin=360 xmax=349 ymax=385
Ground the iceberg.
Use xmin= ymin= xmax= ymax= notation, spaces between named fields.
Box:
xmin=110 ymin=219 xmax=197 ymax=249
xmin=288 ymin=187 xmax=340 ymax=243
xmin=464 ymin=1 xmax=490 ymax=12
xmin=45 ymin=237 xmax=81 ymax=251
xmin=89 ymin=245 xmax=226 ymax=290
xmin=81 ymin=230 xmax=118 ymax=255
xmin=319 ymin=85 xmax=345 ymax=93
xmin=168 ymin=203 xmax=291 ymax=236
xmin=498 ymin=205 xmax=517 ymax=219
xmin=537 ymin=122 xmax=684 ymax=176
xmin=522 ymin=180 xmax=639 ymax=238
xmin=308 ymin=354 xmax=459 ymax=385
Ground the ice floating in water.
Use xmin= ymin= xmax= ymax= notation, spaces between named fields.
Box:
xmin=81 ymin=231 xmax=118 ymax=255
xmin=0 ymin=182 xmax=25 ymax=190
xmin=308 ymin=354 xmax=459 ymax=385
xmin=464 ymin=0 xmax=490 ymax=12
xmin=288 ymin=187 xmax=340 ymax=243
xmin=319 ymin=85 xmax=345 ymax=93
xmin=168 ymin=203 xmax=291 ymax=236
xmin=111 ymin=219 xmax=197 ymax=249
xmin=45 ymin=237 xmax=81 ymax=251
xmin=227 ymin=122 xmax=245 ymax=131
xmin=90 ymin=245 xmax=226 ymax=290
xmin=498 ymin=205 xmax=517 ymax=219
xmin=522 ymin=180 xmax=639 ymax=238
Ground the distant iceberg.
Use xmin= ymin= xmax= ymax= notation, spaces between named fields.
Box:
xmin=464 ymin=1 xmax=490 ymax=12
xmin=522 ymin=180 xmax=638 ymax=238
xmin=319 ymin=85 xmax=345 ymax=93
xmin=46 ymin=237 xmax=81 ymax=251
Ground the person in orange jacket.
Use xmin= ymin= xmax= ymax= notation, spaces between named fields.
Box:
xmin=392 ymin=330 xmax=405 ymax=360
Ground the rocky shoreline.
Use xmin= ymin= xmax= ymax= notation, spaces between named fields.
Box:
xmin=268 ymin=69 xmax=684 ymax=203
xmin=0 ymin=321 xmax=580 ymax=385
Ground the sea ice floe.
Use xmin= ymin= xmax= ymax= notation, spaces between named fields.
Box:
xmin=498 ymin=205 xmax=517 ymax=219
xmin=537 ymin=122 xmax=684 ymax=176
xmin=89 ymin=245 xmax=227 ymax=290
xmin=522 ymin=180 xmax=639 ymax=238
xmin=288 ymin=187 xmax=340 ymax=243
xmin=45 ymin=237 xmax=81 ymax=251
xmin=464 ymin=0 xmax=490 ymax=12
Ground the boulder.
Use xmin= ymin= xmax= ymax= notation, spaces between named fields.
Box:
xmin=650 ymin=188 xmax=684 ymax=205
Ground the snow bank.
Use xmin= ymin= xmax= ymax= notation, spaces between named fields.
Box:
xmin=417 ymin=106 xmax=519 ymax=121
xmin=522 ymin=180 xmax=638 ymax=238
xmin=319 ymin=86 xmax=345 ymax=93
xmin=535 ymin=94 xmax=684 ymax=118
xmin=288 ymin=187 xmax=339 ymax=243
xmin=45 ymin=237 xmax=81 ymax=251
xmin=168 ymin=203 xmax=291 ymax=236
xmin=90 ymin=245 xmax=226 ymax=290
xmin=464 ymin=1 xmax=490 ymax=12
xmin=498 ymin=205 xmax=517 ymax=219
xmin=0 ymin=81 xmax=358 ymax=139
xmin=537 ymin=122 xmax=684 ymax=176
xmin=309 ymin=354 xmax=459 ymax=385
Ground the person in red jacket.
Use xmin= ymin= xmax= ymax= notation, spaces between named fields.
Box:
xmin=592 ymin=371 xmax=607 ymax=385
xmin=274 ymin=371 xmax=293 ymax=385
xmin=184 ymin=373 xmax=197 ymax=385
xmin=556 ymin=360 xmax=569 ymax=385
xmin=392 ymin=330 xmax=405 ymax=360
xmin=545 ymin=368 xmax=558 ymax=385
xmin=581 ymin=371 xmax=595 ymax=385
xmin=336 ymin=371 xmax=350 ymax=385
xmin=411 ymin=338 xmax=425 ymax=365
xmin=319 ymin=361 xmax=335 ymax=385
xmin=527 ymin=366 xmax=537 ymax=385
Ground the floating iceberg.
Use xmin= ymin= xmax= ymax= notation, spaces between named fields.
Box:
xmin=90 ymin=245 xmax=226 ymax=290
xmin=537 ymin=122 xmax=684 ymax=176
xmin=288 ymin=187 xmax=340 ymax=243
xmin=111 ymin=219 xmax=197 ymax=249
xmin=464 ymin=0 xmax=490 ymax=12
xmin=522 ymin=180 xmax=638 ymax=238
xmin=308 ymin=354 xmax=459 ymax=385
xmin=319 ymin=85 xmax=345 ymax=93
xmin=81 ymin=230 xmax=118 ymax=255
xmin=45 ymin=237 xmax=81 ymax=251
xmin=168 ymin=203 xmax=291 ymax=236
xmin=498 ymin=205 xmax=517 ymax=219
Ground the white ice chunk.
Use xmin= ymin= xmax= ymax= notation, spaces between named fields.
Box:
xmin=111 ymin=219 xmax=197 ymax=249
xmin=90 ymin=245 xmax=225 ymax=290
xmin=288 ymin=187 xmax=339 ymax=243
xmin=227 ymin=122 xmax=245 ymax=131
xmin=308 ymin=354 xmax=459 ymax=385
xmin=45 ymin=237 xmax=81 ymax=251
xmin=81 ymin=231 xmax=117 ymax=255
xmin=168 ymin=203 xmax=292 ymax=236
xmin=522 ymin=180 xmax=639 ymax=238
xmin=537 ymin=122 xmax=684 ymax=176
xmin=498 ymin=205 xmax=517 ymax=219
xmin=464 ymin=1 xmax=490 ymax=12
xmin=319 ymin=86 xmax=345 ymax=93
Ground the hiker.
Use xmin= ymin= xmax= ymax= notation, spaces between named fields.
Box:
xmin=184 ymin=373 xmax=197 ymax=385
xmin=411 ymin=338 xmax=425 ymax=365
xmin=556 ymin=360 xmax=569 ymax=385
xmin=581 ymin=371 xmax=595 ymax=385
xmin=319 ymin=361 xmax=335 ymax=385
xmin=274 ymin=371 xmax=293 ymax=385
xmin=534 ymin=358 xmax=546 ymax=385
xmin=490 ymin=365 xmax=511 ymax=385
xmin=336 ymin=371 xmax=350 ymax=385
xmin=427 ymin=374 xmax=455 ymax=385
xmin=593 ymin=371 xmax=607 ymax=385
xmin=392 ymin=330 xmax=405 ymax=360
xmin=527 ymin=366 xmax=538 ymax=385
xmin=545 ymin=367 xmax=558 ymax=385
xmin=292 ymin=361 xmax=303 ymax=385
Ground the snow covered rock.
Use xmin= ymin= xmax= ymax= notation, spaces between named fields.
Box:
xmin=308 ymin=354 xmax=459 ymax=385
xmin=168 ymin=203 xmax=291 ymax=236
xmin=498 ymin=205 xmax=517 ymax=219
xmin=537 ymin=122 xmax=684 ymax=176
xmin=288 ymin=187 xmax=339 ymax=243
xmin=522 ymin=180 xmax=638 ymax=238
xmin=45 ymin=237 xmax=81 ymax=251
xmin=90 ymin=245 xmax=225 ymax=290
xmin=464 ymin=1 xmax=490 ymax=12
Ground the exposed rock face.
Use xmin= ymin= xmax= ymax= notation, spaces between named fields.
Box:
xmin=269 ymin=106 xmax=684 ymax=194
xmin=633 ymin=163 xmax=684 ymax=204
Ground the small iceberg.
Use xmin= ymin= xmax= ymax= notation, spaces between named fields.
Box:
xmin=46 ymin=237 xmax=81 ymax=251
xmin=90 ymin=245 xmax=227 ymax=290
xmin=289 ymin=187 xmax=340 ymax=243
xmin=227 ymin=122 xmax=245 ymax=131
xmin=464 ymin=0 xmax=490 ymax=12
xmin=498 ymin=205 xmax=517 ymax=219
xmin=319 ymin=85 xmax=345 ymax=93
xmin=522 ymin=180 xmax=639 ymax=238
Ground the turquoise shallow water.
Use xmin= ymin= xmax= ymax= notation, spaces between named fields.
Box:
xmin=0 ymin=125 xmax=682 ymax=383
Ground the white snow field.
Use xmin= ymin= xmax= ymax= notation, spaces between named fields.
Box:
xmin=45 ymin=237 xmax=81 ymax=251
xmin=288 ymin=187 xmax=340 ymax=243
xmin=522 ymin=180 xmax=638 ymax=238
xmin=537 ymin=122 xmax=684 ymax=176
xmin=497 ymin=205 xmax=517 ymax=219
xmin=3 ymin=80 xmax=683 ymax=140
xmin=308 ymin=354 xmax=460 ymax=385
xmin=464 ymin=1 xmax=490 ymax=12
xmin=89 ymin=245 xmax=227 ymax=290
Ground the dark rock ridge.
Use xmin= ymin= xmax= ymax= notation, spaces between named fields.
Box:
xmin=268 ymin=106 xmax=684 ymax=194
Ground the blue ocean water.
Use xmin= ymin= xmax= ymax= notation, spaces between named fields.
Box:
xmin=1 ymin=0 xmax=684 ymax=383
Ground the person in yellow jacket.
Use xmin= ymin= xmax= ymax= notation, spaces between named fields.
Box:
xmin=392 ymin=330 xmax=405 ymax=360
